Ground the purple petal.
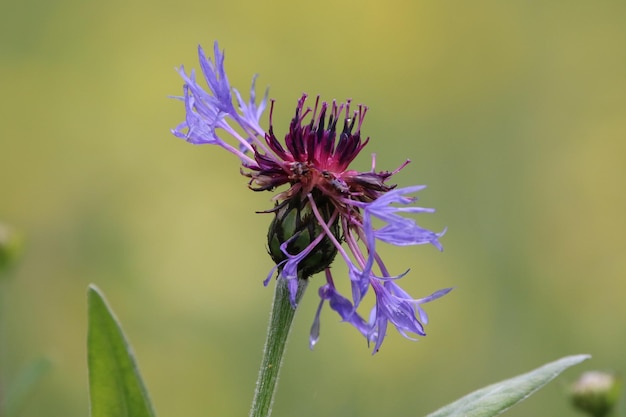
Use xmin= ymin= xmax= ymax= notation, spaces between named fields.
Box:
xmin=197 ymin=43 xmax=234 ymax=113
xmin=363 ymin=185 xmax=445 ymax=251
xmin=309 ymin=298 xmax=325 ymax=349
xmin=233 ymin=74 xmax=269 ymax=144
xmin=311 ymin=271 xmax=372 ymax=347
xmin=171 ymin=42 xmax=267 ymax=164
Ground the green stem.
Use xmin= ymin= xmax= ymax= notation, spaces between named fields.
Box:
xmin=249 ymin=278 xmax=308 ymax=417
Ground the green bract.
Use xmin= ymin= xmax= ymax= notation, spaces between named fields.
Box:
xmin=267 ymin=193 xmax=340 ymax=279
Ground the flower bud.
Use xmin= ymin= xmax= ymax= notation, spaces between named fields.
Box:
xmin=267 ymin=194 xmax=340 ymax=279
xmin=0 ymin=223 xmax=22 ymax=276
xmin=570 ymin=371 xmax=622 ymax=417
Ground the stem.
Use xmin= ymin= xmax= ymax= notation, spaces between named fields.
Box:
xmin=249 ymin=278 xmax=308 ymax=417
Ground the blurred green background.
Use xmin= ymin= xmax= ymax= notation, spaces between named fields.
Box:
xmin=1 ymin=0 xmax=625 ymax=416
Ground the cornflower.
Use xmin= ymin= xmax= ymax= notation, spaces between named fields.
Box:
xmin=172 ymin=42 xmax=450 ymax=353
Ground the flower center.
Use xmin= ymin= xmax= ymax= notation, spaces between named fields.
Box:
xmin=288 ymin=162 xmax=350 ymax=199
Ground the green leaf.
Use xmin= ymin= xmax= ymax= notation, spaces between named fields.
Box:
xmin=3 ymin=357 xmax=51 ymax=417
xmin=426 ymin=354 xmax=591 ymax=417
xmin=87 ymin=284 xmax=156 ymax=417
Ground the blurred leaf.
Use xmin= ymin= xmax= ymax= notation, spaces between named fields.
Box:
xmin=3 ymin=357 xmax=51 ymax=417
xmin=87 ymin=284 xmax=156 ymax=417
xmin=425 ymin=354 xmax=591 ymax=417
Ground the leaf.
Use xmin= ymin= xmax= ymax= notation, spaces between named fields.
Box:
xmin=425 ymin=354 xmax=591 ymax=417
xmin=3 ymin=357 xmax=51 ymax=417
xmin=87 ymin=284 xmax=156 ymax=417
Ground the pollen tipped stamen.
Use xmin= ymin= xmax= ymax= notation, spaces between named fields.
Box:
xmin=391 ymin=159 xmax=411 ymax=175
xmin=314 ymin=103 xmax=327 ymax=131
xmin=327 ymin=110 xmax=339 ymax=135
xmin=356 ymin=105 xmax=368 ymax=132
xmin=310 ymin=95 xmax=321 ymax=123
xmin=268 ymin=99 xmax=276 ymax=127
xmin=342 ymin=114 xmax=356 ymax=136
xmin=297 ymin=95 xmax=312 ymax=125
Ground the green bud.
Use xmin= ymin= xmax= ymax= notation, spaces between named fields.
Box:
xmin=570 ymin=371 xmax=622 ymax=417
xmin=267 ymin=194 xmax=341 ymax=279
xmin=0 ymin=223 xmax=23 ymax=276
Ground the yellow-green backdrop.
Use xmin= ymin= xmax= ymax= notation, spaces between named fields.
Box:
xmin=1 ymin=1 xmax=625 ymax=416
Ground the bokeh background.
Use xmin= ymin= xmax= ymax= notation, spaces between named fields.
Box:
xmin=1 ymin=0 xmax=625 ymax=416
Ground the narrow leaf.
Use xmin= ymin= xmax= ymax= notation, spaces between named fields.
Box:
xmin=426 ymin=354 xmax=591 ymax=417
xmin=3 ymin=357 xmax=51 ymax=417
xmin=87 ymin=284 xmax=156 ymax=417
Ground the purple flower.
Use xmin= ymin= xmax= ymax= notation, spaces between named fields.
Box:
xmin=172 ymin=41 xmax=451 ymax=353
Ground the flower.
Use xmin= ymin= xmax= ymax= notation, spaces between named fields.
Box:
xmin=570 ymin=371 xmax=623 ymax=417
xmin=172 ymin=41 xmax=451 ymax=353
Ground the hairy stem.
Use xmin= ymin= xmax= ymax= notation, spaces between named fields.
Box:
xmin=248 ymin=278 xmax=308 ymax=417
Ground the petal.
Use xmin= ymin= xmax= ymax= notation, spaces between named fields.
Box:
xmin=363 ymin=185 xmax=445 ymax=250
xmin=309 ymin=297 xmax=325 ymax=349
xmin=198 ymin=43 xmax=234 ymax=112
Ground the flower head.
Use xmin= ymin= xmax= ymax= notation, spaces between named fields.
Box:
xmin=172 ymin=41 xmax=450 ymax=353
xmin=570 ymin=371 xmax=623 ymax=417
